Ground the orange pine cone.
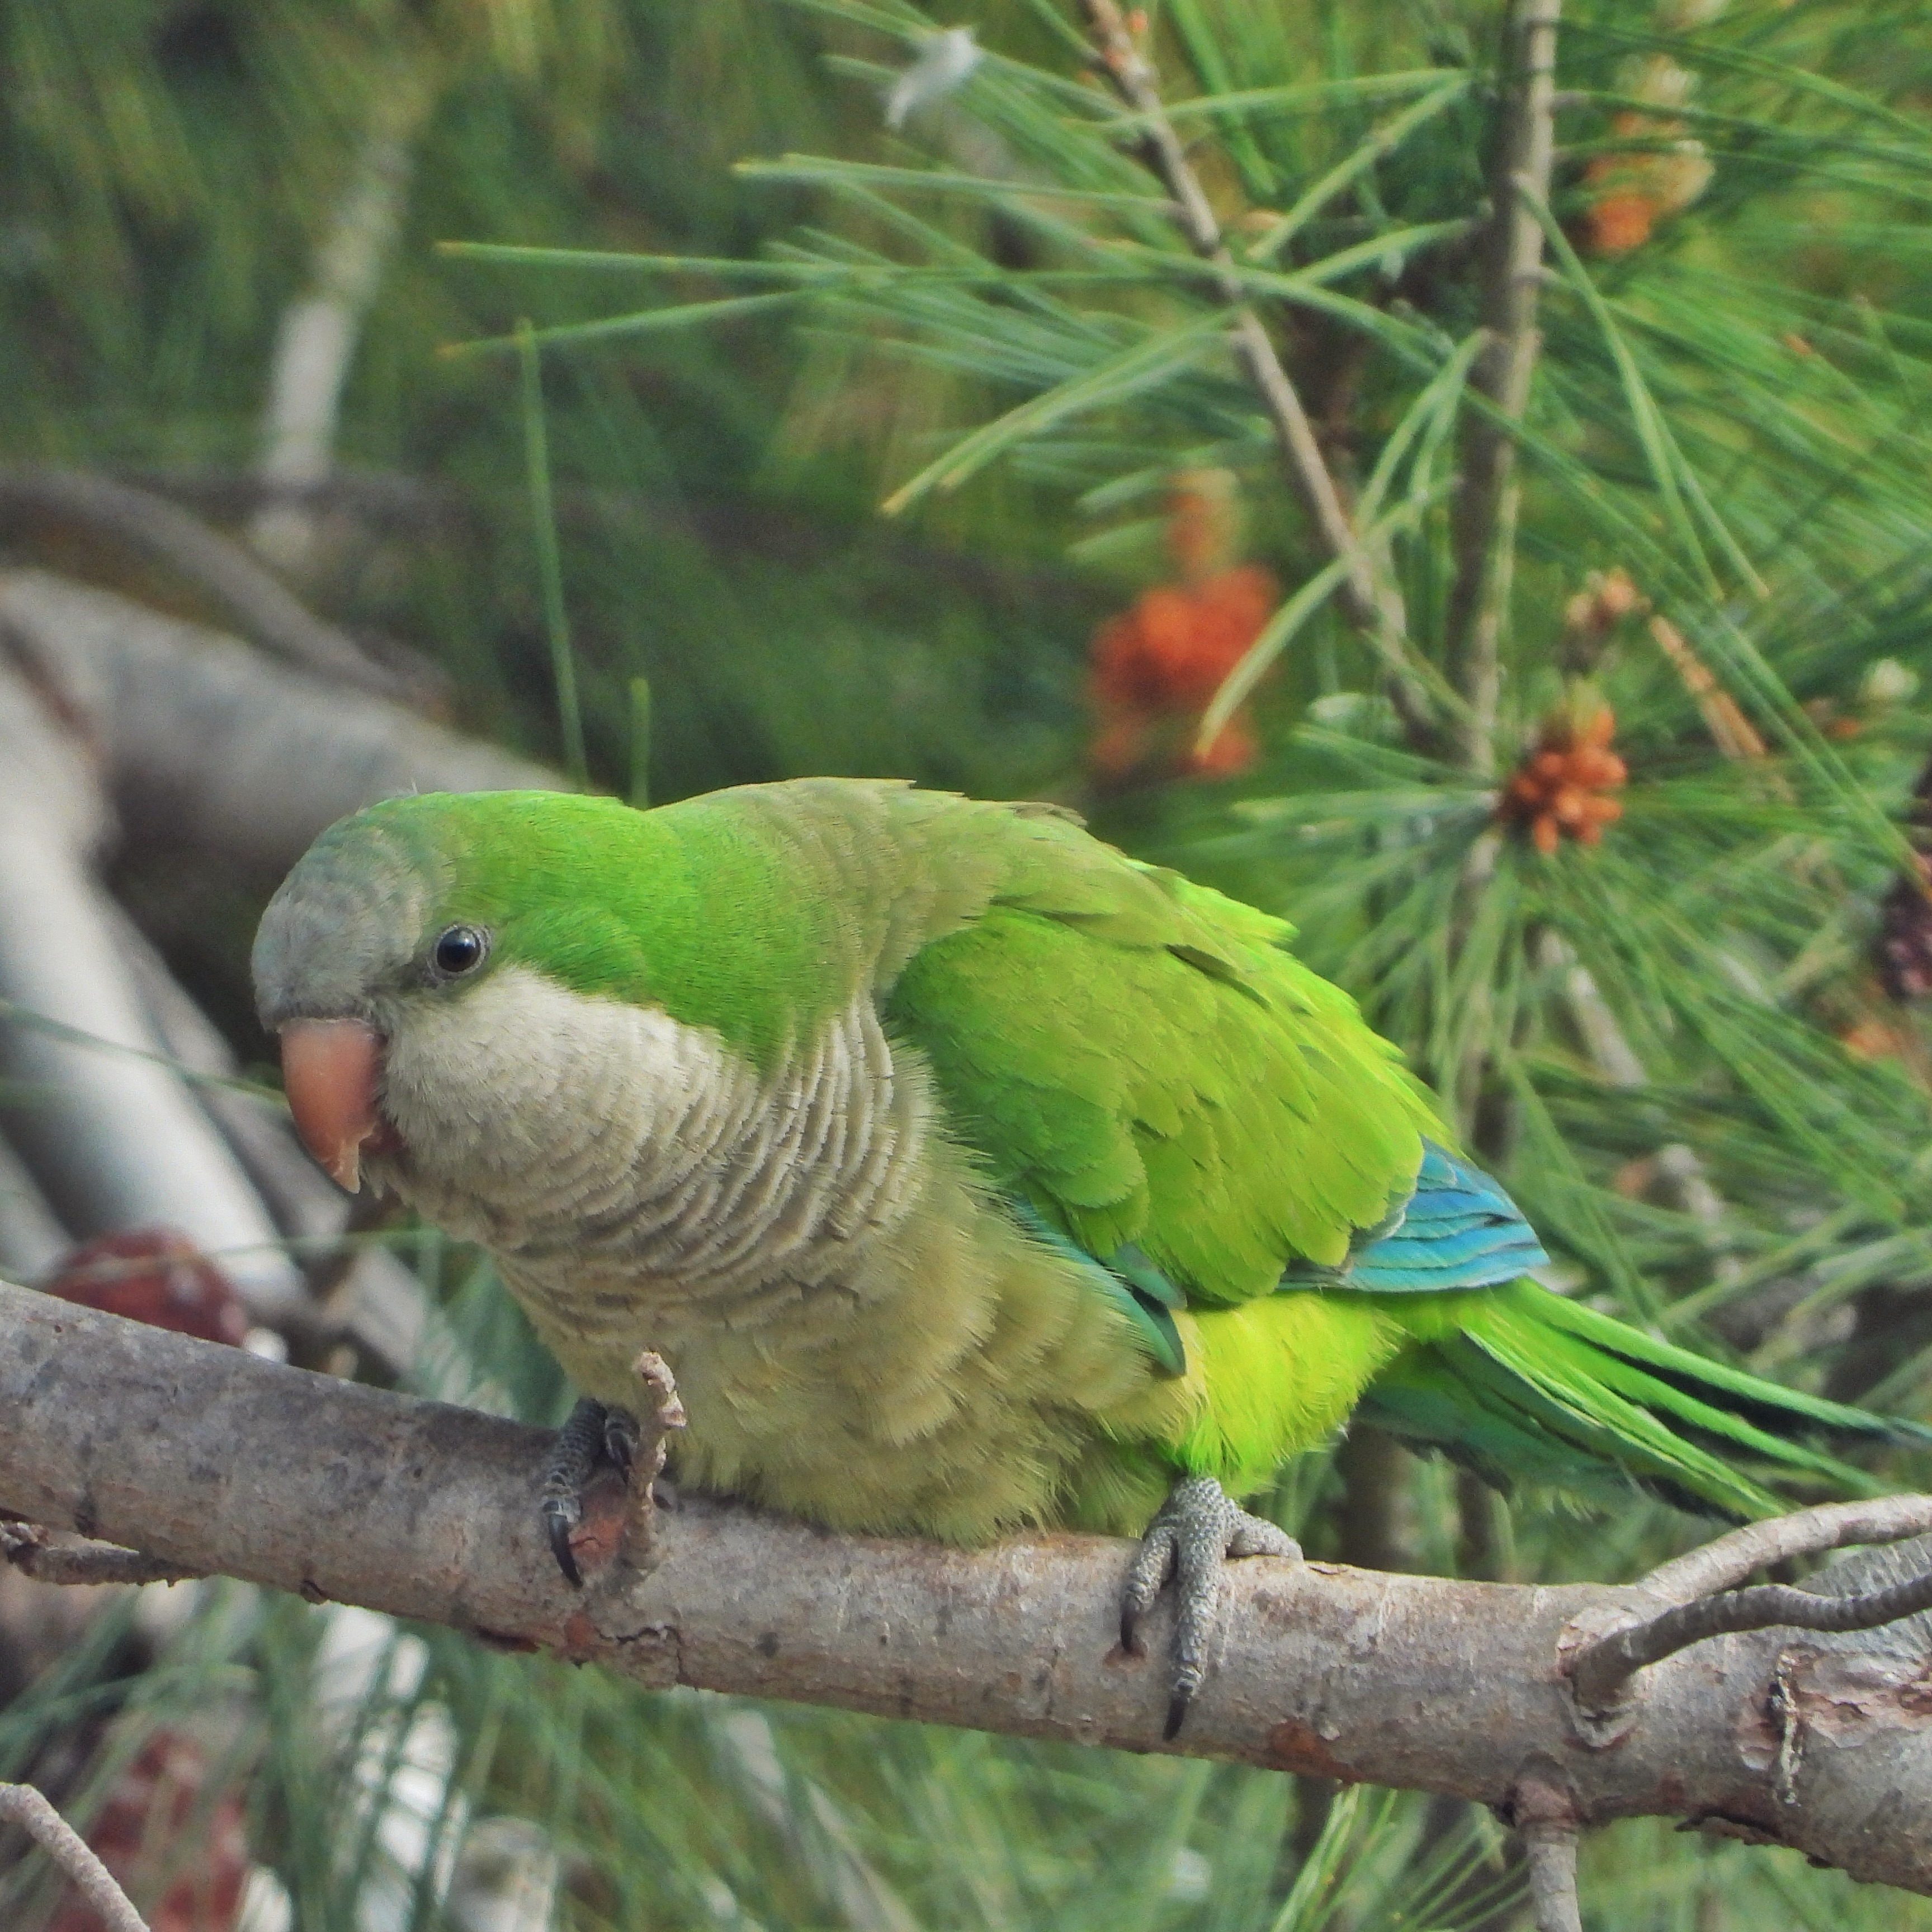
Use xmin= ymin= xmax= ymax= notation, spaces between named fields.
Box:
xmin=1087 ymin=519 xmax=1277 ymax=781
xmin=1570 ymin=747 xmax=1626 ymax=787
xmin=1551 ymin=785 xmax=1589 ymax=827
xmin=1496 ymin=695 xmax=1627 ymax=852
xmin=1586 ymin=191 xmax=1658 ymax=254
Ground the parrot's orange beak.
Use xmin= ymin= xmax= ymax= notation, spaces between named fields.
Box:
xmin=280 ymin=1019 xmax=392 ymax=1194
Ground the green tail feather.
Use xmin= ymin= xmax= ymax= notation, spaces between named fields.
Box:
xmin=1362 ymin=1280 xmax=1930 ymax=1520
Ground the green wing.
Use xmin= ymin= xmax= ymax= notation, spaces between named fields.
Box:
xmin=884 ymin=819 xmax=1440 ymax=1306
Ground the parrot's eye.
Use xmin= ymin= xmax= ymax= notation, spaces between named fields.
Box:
xmin=431 ymin=924 xmax=489 ymax=978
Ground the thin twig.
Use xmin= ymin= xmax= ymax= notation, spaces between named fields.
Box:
xmin=1510 ymin=1775 xmax=1583 ymax=1932
xmin=1571 ymin=1563 xmax=1932 ymax=1713
xmin=0 ymin=1783 xmax=151 ymax=1932
xmin=1522 ymin=1822 xmax=1583 ymax=1932
xmin=1567 ymin=1495 xmax=1932 ymax=1713
xmin=1636 ymin=1494 xmax=1932 ymax=1607
xmin=1649 ymin=615 xmax=1768 ymax=762
xmin=1444 ymin=0 xmax=1564 ymax=773
xmin=0 ymin=1521 xmax=201 ymax=1589
xmin=1075 ymin=0 xmax=1433 ymax=746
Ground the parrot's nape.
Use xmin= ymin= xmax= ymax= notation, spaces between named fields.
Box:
xmin=252 ymin=780 xmax=1927 ymax=1737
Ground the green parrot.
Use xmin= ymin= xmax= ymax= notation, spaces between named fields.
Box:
xmin=252 ymin=778 xmax=1917 ymax=1735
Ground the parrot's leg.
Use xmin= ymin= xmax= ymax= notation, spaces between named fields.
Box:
xmin=538 ymin=1398 xmax=637 ymax=1586
xmin=1120 ymin=1476 xmax=1301 ymax=1741
xmin=538 ymin=1356 xmax=686 ymax=1587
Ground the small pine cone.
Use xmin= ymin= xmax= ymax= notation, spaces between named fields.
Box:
xmin=1551 ymin=785 xmax=1589 ymax=827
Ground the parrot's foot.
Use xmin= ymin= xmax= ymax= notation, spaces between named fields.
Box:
xmin=538 ymin=1355 xmax=686 ymax=1588
xmin=540 ymin=1399 xmax=636 ymax=1586
xmin=1120 ymin=1476 xmax=1301 ymax=1741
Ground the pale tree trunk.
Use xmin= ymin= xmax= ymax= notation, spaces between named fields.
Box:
xmin=250 ymin=74 xmax=437 ymax=582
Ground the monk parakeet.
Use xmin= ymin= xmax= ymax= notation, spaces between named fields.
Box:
xmin=252 ymin=780 xmax=1915 ymax=1735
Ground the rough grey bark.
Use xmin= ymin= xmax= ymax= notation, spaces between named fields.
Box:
xmin=2 ymin=1282 xmax=1929 ymax=1896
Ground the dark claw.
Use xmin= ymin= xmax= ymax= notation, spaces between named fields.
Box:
xmin=603 ymin=1409 xmax=642 ymax=1484
xmin=540 ymin=1397 xmax=624 ymax=1588
xmin=544 ymin=1496 xmax=584 ymax=1588
xmin=1123 ymin=1475 xmax=1301 ymax=1739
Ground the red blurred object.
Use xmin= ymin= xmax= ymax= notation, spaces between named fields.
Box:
xmin=1580 ymin=89 xmax=1712 ymax=257
xmin=1088 ymin=471 xmax=1277 ymax=781
xmin=46 ymin=1733 xmax=248 ymax=1932
xmin=1496 ymin=696 xmax=1627 ymax=855
xmin=42 ymin=1231 xmax=249 ymax=1348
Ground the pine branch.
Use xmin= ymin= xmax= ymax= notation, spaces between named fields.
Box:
xmin=1075 ymin=0 xmax=1435 ymax=748
xmin=4 ymin=1284 xmax=1931 ymax=1897
xmin=1444 ymin=0 xmax=1563 ymax=773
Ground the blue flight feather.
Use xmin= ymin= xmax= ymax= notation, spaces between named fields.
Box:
xmin=1317 ymin=1142 xmax=1550 ymax=1295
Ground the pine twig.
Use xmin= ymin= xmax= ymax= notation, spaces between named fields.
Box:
xmin=1649 ymin=615 xmax=1768 ymax=762
xmin=1566 ymin=1496 xmax=1932 ymax=1712
xmin=0 ymin=1783 xmax=151 ymax=1932
xmin=1074 ymin=0 xmax=1433 ymax=747
xmin=1631 ymin=1494 xmax=1932 ymax=1608
xmin=1511 ymin=1775 xmax=1582 ymax=1932
xmin=1444 ymin=0 xmax=1563 ymax=773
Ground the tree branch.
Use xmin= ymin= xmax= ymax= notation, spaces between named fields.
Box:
xmin=0 ymin=568 xmax=555 ymax=877
xmin=1522 ymin=1825 xmax=1582 ymax=1932
xmin=1571 ymin=1563 xmax=1932 ymax=1713
xmin=3 ymin=1283 xmax=1932 ymax=1894
xmin=1567 ymin=1498 xmax=1932 ymax=1711
xmin=251 ymin=80 xmax=433 ymax=580
xmin=1445 ymin=0 xmax=1563 ymax=772
xmin=0 ymin=1782 xmax=151 ymax=1932
xmin=1638 ymin=1496 xmax=1932 ymax=1604
xmin=0 ymin=1521 xmax=199 ymax=1588
xmin=1075 ymin=0 xmax=1434 ymax=747
xmin=0 ymin=470 xmax=406 ymax=698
